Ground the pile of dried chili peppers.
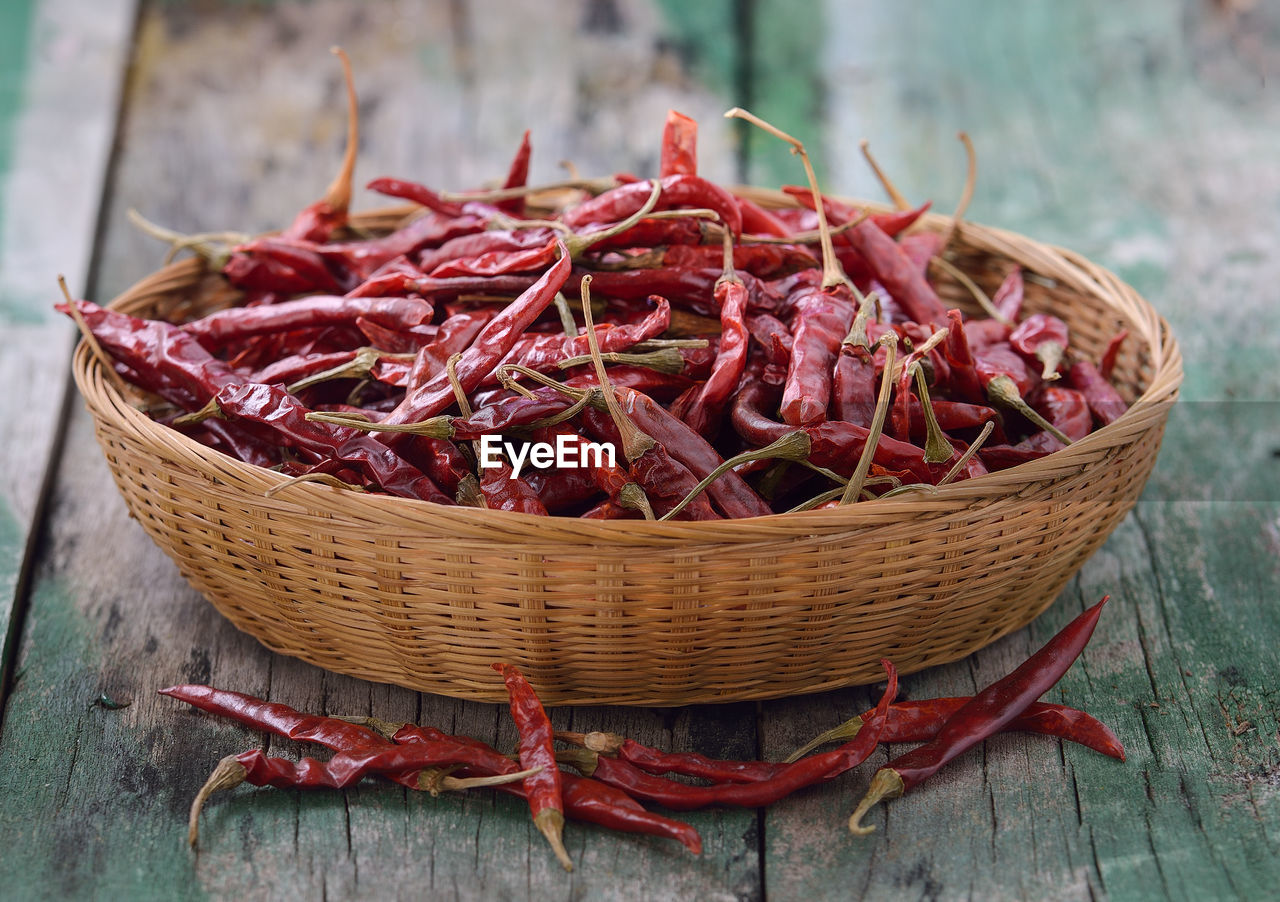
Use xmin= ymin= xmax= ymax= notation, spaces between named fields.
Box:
xmin=60 ymin=52 xmax=1132 ymax=518
xmin=164 ymin=596 xmax=1120 ymax=867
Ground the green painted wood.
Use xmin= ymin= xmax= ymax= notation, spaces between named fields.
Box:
xmin=0 ymin=0 xmax=138 ymax=704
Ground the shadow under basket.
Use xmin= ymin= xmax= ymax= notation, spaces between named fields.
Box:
xmin=73 ymin=198 xmax=1182 ymax=706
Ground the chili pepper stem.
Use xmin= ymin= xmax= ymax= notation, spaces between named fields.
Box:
xmin=848 ymin=767 xmax=906 ymax=835
xmin=424 ymin=765 xmax=544 ymax=795
xmin=858 ymin=140 xmax=911 ymax=212
xmin=724 ymin=107 xmax=851 ymax=293
xmin=941 ymin=132 xmax=977 ymax=252
xmin=1036 ymin=342 xmax=1065 ymax=381
xmin=929 ymin=256 xmax=1012 ymax=327
xmin=986 ymin=375 xmax=1072 ymax=445
xmin=536 ymin=809 xmax=574 ymax=871
xmin=783 ymin=716 xmax=864 ymax=764
xmin=286 ymin=347 xmax=381 ymax=394
xmin=556 ymin=348 xmax=685 ymax=375
xmin=840 ymin=333 xmax=898 ymax=505
xmin=618 ymin=482 xmax=656 ymax=520
xmin=913 ymin=366 xmax=954 ymax=464
xmin=552 ymin=292 xmax=577 ymax=338
xmin=320 ymin=47 xmax=359 ymax=216
xmin=936 ymin=419 xmax=995 ymax=487
xmin=126 ymin=209 xmax=240 ymax=269
xmin=262 ymin=472 xmax=367 ymax=498
xmin=565 ymin=180 xmax=662 ymax=258
xmin=303 ymin=411 xmax=454 ymax=440
xmin=188 ymin=754 xmax=248 ymax=847
xmin=659 ymin=431 xmax=811 ymax=521
xmin=579 ymin=275 xmax=655 ymax=462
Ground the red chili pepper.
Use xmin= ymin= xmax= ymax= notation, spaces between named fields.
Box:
xmin=485 ymin=296 xmax=670 ymax=384
xmin=579 ymin=499 xmax=640 ymax=519
xmin=1010 ymin=313 xmax=1069 ymax=380
xmin=897 ymin=231 xmax=944 ymax=274
xmin=428 ymin=240 xmax=561 ymax=278
xmin=182 ymin=295 xmax=434 ymax=350
xmin=849 ymin=596 xmax=1111 ymax=834
xmin=975 ymin=343 xmax=1039 ymax=398
xmin=521 ymin=465 xmax=602 ymax=513
xmin=377 ymin=242 xmax=570 ymax=429
xmin=211 ymin=382 xmax=451 ymax=503
xmin=992 ymin=266 xmax=1025 ymax=323
xmin=615 ymin=385 xmax=772 ymax=518
xmin=661 ymin=243 xmax=818 ymax=280
xmin=566 ymin=660 xmax=897 ymax=810
xmin=478 ymin=461 xmax=550 ymax=515
xmin=220 ymin=738 xmax=498 ymax=790
xmin=780 ymin=287 xmax=855 ymax=427
xmin=531 ymin=425 xmax=630 ymax=502
xmin=1099 ymin=329 xmax=1128 ymax=381
xmin=223 ymin=238 xmax=350 ymax=294
xmin=831 ymin=340 xmax=876 ymax=426
xmin=941 ymin=309 xmax=984 ymax=403
xmin=405 ymin=310 xmax=493 ymax=388
xmin=492 ymin=662 xmax=573 ymax=870
xmin=392 ymin=724 xmax=702 ymax=853
xmin=1067 ymin=360 xmax=1128 ymax=426
xmin=562 ymin=174 xmax=744 ymax=236
xmin=321 ymin=212 xmax=487 ymax=280
xmin=736 ymin=196 xmax=793 ymax=237
xmin=416 ymin=227 xmax=555 ymax=274
xmin=584 ymin=216 xmax=708 ymax=253
xmin=670 ymin=279 xmax=748 ymax=439
xmin=659 ymin=109 xmax=698 ymax=177
xmin=497 ymin=129 xmax=532 ymax=215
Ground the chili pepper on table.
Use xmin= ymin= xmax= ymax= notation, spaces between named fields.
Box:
xmin=786 ymin=697 xmax=1125 ymax=763
xmin=849 ymin=596 xmax=1111 ymax=834
xmin=493 ymin=662 xmax=573 ymax=870
xmin=562 ymin=660 xmax=897 ymax=810
xmin=392 ymin=724 xmax=702 ymax=853
xmin=558 ymin=732 xmax=787 ymax=784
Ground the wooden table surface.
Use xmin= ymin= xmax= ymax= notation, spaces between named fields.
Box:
xmin=1 ymin=1 xmax=1277 ymax=899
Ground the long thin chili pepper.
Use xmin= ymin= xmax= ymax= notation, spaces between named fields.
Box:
xmin=781 ymin=287 xmax=856 ymax=427
xmin=182 ymin=295 xmax=434 ymax=350
xmin=562 ymin=660 xmax=897 ymax=810
xmin=849 ymin=596 xmax=1111 ymax=834
xmin=563 ymin=174 xmax=743 ymax=235
xmin=659 ymin=109 xmax=698 ymax=177
xmin=497 ymin=129 xmax=532 ymax=215
xmin=493 ymin=662 xmax=573 ymax=871
xmin=785 ymin=698 xmax=1125 ymax=763
xmin=392 ymin=723 xmax=702 ymax=853
xmin=1067 ymin=360 xmax=1128 ymax=426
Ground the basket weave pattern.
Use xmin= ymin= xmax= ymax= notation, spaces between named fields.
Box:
xmin=75 ymin=202 xmax=1181 ymax=705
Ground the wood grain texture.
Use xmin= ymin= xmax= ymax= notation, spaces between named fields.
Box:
xmin=0 ymin=0 xmax=138 ymax=703
xmin=1 ymin=0 xmax=1278 ymax=899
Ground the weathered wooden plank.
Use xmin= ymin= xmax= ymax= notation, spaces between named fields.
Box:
xmin=757 ymin=0 xmax=1280 ymax=898
xmin=0 ymin=0 xmax=138 ymax=704
xmin=0 ymin=1 xmax=762 ymax=899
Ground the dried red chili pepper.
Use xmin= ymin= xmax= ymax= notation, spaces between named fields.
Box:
xmin=211 ymin=382 xmax=451 ymax=503
xmin=497 ymin=129 xmax=532 ymax=215
xmin=849 ymin=596 xmax=1111 ymax=833
xmin=377 ymin=242 xmax=570 ymax=429
xmin=780 ymin=287 xmax=855 ymax=427
xmin=660 ymin=109 xmax=698 ymax=177
xmin=563 ymin=660 xmax=897 ymax=810
xmin=1099 ymin=329 xmax=1128 ymax=381
xmin=1010 ymin=313 xmax=1069 ymax=381
xmin=992 ymin=266 xmax=1025 ymax=323
xmin=670 ymin=279 xmax=748 ymax=439
xmin=1067 ymin=360 xmax=1128 ymax=427
xmin=522 ymin=465 xmax=602 ymax=513
xmin=493 ymin=662 xmax=573 ymax=870
xmin=660 ymin=243 xmax=818 ymax=280
xmin=392 ymin=724 xmax=702 ymax=853
xmin=223 ymin=238 xmax=350 ymax=294
xmin=428 ymin=240 xmax=561 ymax=278
xmin=182 ymin=295 xmax=434 ymax=350
xmin=416 ymin=227 xmax=556 ymax=274
xmin=478 ymin=461 xmax=550 ymax=515
xmin=786 ymin=697 xmax=1125 ymax=763
xmin=563 ymin=174 xmax=743 ymax=235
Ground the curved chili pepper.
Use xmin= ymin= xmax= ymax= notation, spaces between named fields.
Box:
xmin=849 ymin=596 xmax=1111 ymax=834
xmin=479 ymin=462 xmax=550 ymax=515
xmin=615 ymin=385 xmax=772 ymax=518
xmin=182 ymin=295 xmax=434 ymax=350
xmin=378 ymin=242 xmax=570 ymax=429
xmin=416 ymin=227 xmax=556 ymax=274
xmin=1066 ymin=360 xmax=1128 ymax=427
xmin=992 ymin=266 xmax=1025 ymax=323
xmin=975 ymin=343 xmax=1038 ymax=398
xmin=1010 ymin=313 xmax=1069 ymax=380
xmin=787 ymin=697 xmax=1125 ymax=764
xmin=566 ymin=660 xmax=897 ymax=810
xmin=428 ymin=240 xmax=561 ymax=278
xmin=585 ymin=217 xmax=708 ymax=253
xmin=493 ymin=662 xmax=573 ymax=870
xmin=212 ymin=382 xmax=451 ymax=503
xmin=562 ymin=174 xmax=743 ymax=236
xmin=736 ymin=196 xmax=793 ymax=238
xmin=405 ymin=310 xmax=493 ymax=388
xmin=1099 ymin=329 xmax=1128 ymax=381
xmin=781 ymin=287 xmax=855 ymax=427
xmin=831 ymin=340 xmax=877 ymax=426
xmin=660 ymin=110 xmax=698 ymax=177
xmin=941 ymin=309 xmax=984 ymax=403
xmin=497 ymin=129 xmax=532 ymax=215
xmin=224 ymin=738 xmax=504 ymax=790
xmin=670 ymin=279 xmax=748 ymax=439
xmin=393 ymin=724 xmax=701 ymax=853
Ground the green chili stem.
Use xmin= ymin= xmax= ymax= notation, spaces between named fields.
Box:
xmin=839 ymin=333 xmax=899 ymax=505
xmin=659 ymin=431 xmax=812 ymax=521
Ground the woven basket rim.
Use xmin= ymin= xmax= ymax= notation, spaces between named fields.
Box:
xmin=74 ymin=192 xmax=1182 ymax=540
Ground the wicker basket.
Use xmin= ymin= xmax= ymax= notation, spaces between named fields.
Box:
xmin=73 ymin=197 xmax=1181 ymax=706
